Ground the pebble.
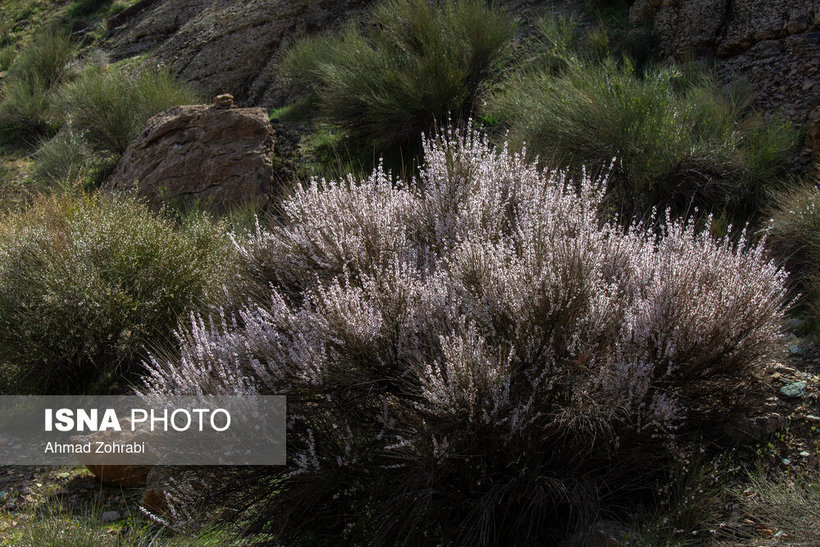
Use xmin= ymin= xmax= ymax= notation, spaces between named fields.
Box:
xmin=800 ymin=451 xmax=811 ymax=457
xmin=101 ymin=510 xmax=121 ymax=523
xmin=780 ymin=381 xmax=806 ymax=398
xmin=782 ymin=458 xmax=791 ymax=465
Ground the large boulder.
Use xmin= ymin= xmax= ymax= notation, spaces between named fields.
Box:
xmin=106 ymin=96 xmax=277 ymax=213
xmin=630 ymin=0 xmax=819 ymax=132
xmin=104 ymin=0 xmax=369 ymax=108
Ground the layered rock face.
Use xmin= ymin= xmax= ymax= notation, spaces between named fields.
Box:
xmin=105 ymin=0 xmax=368 ymax=107
xmin=106 ymin=98 xmax=277 ymax=213
xmin=630 ymin=0 xmax=819 ymax=160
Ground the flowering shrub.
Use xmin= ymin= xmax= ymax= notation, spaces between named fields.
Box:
xmin=144 ymin=127 xmax=787 ymax=543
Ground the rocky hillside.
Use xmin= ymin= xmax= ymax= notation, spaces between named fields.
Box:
xmin=104 ymin=0 xmax=370 ymax=107
xmin=99 ymin=0 xmax=819 ymax=159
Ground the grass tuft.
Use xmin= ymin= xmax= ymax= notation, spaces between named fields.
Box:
xmin=0 ymin=30 xmax=73 ymax=143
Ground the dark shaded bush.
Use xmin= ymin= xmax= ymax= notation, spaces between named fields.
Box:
xmin=0 ymin=193 xmax=234 ymax=394
xmin=281 ymin=0 xmax=516 ymax=155
xmin=143 ymin=127 xmax=787 ymax=544
xmin=67 ymin=0 xmax=112 ymax=18
xmin=487 ymin=57 xmax=798 ymax=221
xmin=764 ymin=175 xmax=820 ymax=330
xmin=525 ymin=13 xmax=657 ymax=74
xmin=0 ymin=30 xmax=73 ymax=142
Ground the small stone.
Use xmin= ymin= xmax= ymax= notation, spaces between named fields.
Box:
xmin=789 ymin=344 xmax=804 ymax=356
xmin=804 ymin=80 xmax=815 ymax=91
xmin=805 ymin=415 xmax=820 ymax=423
xmin=800 ymin=451 xmax=811 ymax=458
xmin=213 ymin=93 xmax=234 ymax=108
xmin=101 ymin=510 xmax=121 ymax=523
xmin=780 ymin=381 xmax=806 ymax=398
xmin=782 ymin=458 xmax=791 ymax=465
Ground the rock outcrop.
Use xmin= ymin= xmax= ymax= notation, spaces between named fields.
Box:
xmin=106 ymin=99 xmax=277 ymax=213
xmin=104 ymin=0 xmax=368 ymax=107
xmin=630 ymin=0 xmax=819 ymax=153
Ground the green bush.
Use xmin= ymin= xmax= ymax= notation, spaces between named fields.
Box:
xmin=30 ymin=65 xmax=198 ymax=187
xmin=765 ymin=177 xmax=820 ymax=276
xmin=67 ymin=0 xmax=112 ymax=17
xmin=32 ymin=128 xmax=95 ymax=185
xmin=765 ymin=176 xmax=820 ymax=329
xmin=281 ymin=0 xmax=516 ymax=154
xmin=60 ymin=66 xmax=199 ymax=155
xmin=521 ymin=15 xmax=606 ymax=74
xmin=520 ymin=13 xmax=657 ymax=75
xmin=0 ymin=31 xmax=74 ymax=142
xmin=109 ymin=1 xmax=130 ymax=16
xmin=487 ymin=57 xmax=798 ymax=220
xmin=0 ymin=44 xmax=17 ymax=71
xmin=0 ymin=193 xmax=235 ymax=394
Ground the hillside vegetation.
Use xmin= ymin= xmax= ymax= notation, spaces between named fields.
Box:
xmin=0 ymin=0 xmax=817 ymax=545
